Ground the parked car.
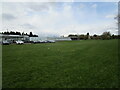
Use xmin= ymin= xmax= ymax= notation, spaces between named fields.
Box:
xmin=16 ymin=40 xmax=24 ymax=44
xmin=32 ymin=40 xmax=55 ymax=44
xmin=33 ymin=41 xmax=40 ymax=44
xmin=39 ymin=40 xmax=47 ymax=43
xmin=47 ymin=40 xmax=55 ymax=43
xmin=2 ymin=40 xmax=10 ymax=45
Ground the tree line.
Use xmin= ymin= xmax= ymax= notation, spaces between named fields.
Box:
xmin=0 ymin=31 xmax=38 ymax=37
xmin=68 ymin=32 xmax=120 ymax=40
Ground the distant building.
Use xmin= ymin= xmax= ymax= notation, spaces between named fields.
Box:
xmin=0 ymin=34 xmax=72 ymax=43
xmin=47 ymin=37 xmax=71 ymax=41
xmin=0 ymin=34 xmax=29 ymax=43
xmin=69 ymin=36 xmax=79 ymax=40
xmin=29 ymin=37 xmax=39 ymax=41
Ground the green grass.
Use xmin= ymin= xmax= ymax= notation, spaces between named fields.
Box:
xmin=2 ymin=40 xmax=118 ymax=88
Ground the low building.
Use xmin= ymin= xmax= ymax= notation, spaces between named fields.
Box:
xmin=0 ymin=34 xmax=30 ymax=43
xmin=47 ymin=37 xmax=71 ymax=41
xmin=29 ymin=37 xmax=39 ymax=42
xmin=69 ymin=36 xmax=79 ymax=40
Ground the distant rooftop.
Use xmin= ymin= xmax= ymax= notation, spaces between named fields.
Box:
xmin=0 ymin=34 xmax=29 ymax=38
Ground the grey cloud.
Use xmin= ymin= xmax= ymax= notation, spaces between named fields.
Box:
xmin=22 ymin=23 xmax=36 ymax=29
xmin=29 ymin=4 xmax=49 ymax=11
xmin=2 ymin=13 xmax=16 ymax=20
xmin=26 ymin=2 xmax=57 ymax=12
xmin=26 ymin=3 xmax=51 ymax=12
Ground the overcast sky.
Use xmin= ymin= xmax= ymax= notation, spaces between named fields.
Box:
xmin=1 ymin=2 xmax=118 ymax=37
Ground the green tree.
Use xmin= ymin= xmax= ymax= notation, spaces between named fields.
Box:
xmin=86 ymin=32 xmax=90 ymax=39
xmin=101 ymin=32 xmax=111 ymax=40
xmin=29 ymin=32 xmax=33 ymax=37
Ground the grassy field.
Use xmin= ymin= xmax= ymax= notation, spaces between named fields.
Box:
xmin=2 ymin=40 xmax=118 ymax=88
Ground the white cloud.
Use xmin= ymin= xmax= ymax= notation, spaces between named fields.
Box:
xmin=2 ymin=2 xmax=74 ymax=35
xmin=1 ymin=0 xmax=120 ymax=2
xmin=79 ymin=3 xmax=85 ymax=9
xmin=105 ymin=14 xmax=116 ymax=19
xmin=2 ymin=2 xmax=118 ymax=37
xmin=91 ymin=4 xmax=97 ymax=8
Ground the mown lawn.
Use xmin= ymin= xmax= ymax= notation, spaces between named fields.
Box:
xmin=2 ymin=40 xmax=118 ymax=88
